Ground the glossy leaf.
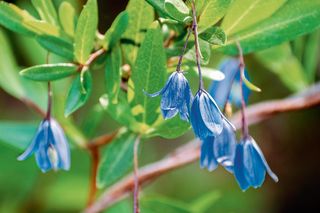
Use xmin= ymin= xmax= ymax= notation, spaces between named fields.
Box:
xmin=74 ymin=0 xmax=98 ymax=64
xmin=58 ymin=1 xmax=76 ymax=37
xmin=105 ymin=46 xmax=122 ymax=104
xmin=218 ymin=0 xmax=320 ymax=55
xmin=164 ymin=0 xmax=191 ymax=23
xmin=20 ymin=63 xmax=78 ymax=81
xmin=97 ymin=129 xmax=138 ymax=188
xmin=199 ymin=26 xmax=226 ymax=45
xmin=197 ymin=0 xmax=232 ymax=33
xmin=122 ymin=0 xmax=154 ymax=64
xmin=64 ymin=71 xmax=92 ymax=117
xmin=0 ymin=121 xmax=38 ymax=150
xmin=103 ymin=11 xmax=129 ymax=50
xmin=31 ymin=0 xmax=59 ymax=25
xmin=37 ymin=35 xmax=74 ymax=60
xmin=255 ymin=43 xmax=308 ymax=91
xmin=128 ymin=22 xmax=167 ymax=126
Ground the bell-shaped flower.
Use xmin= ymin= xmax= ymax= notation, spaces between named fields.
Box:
xmin=190 ymin=89 xmax=229 ymax=139
xmin=18 ymin=118 xmax=70 ymax=172
xmin=209 ymin=58 xmax=250 ymax=109
xmin=214 ymin=119 xmax=237 ymax=173
xmin=200 ymin=136 xmax=218 ymax=171
xmin=233 ymin=136 xmax=278 ymax=191
xmin=144 ymin=71 xmax=193 ymax=121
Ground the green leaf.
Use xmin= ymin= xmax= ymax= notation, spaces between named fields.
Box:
xmin=31 ymin=0 xmax=59 ymax=25
xmin=0 ymin=121 xmax=38 ymax=150
xmin=303 ymin=30 xmax=320 ymax=83
xmin=74 ymin=0 xmax=98 ymax=64
xmin=97 ymin=129 xmax=138 ymax=188
xmin=197 ymin=0 xmax=232 ymax=33
xmin=164 ymin=0 xmax=191 ymax=23
xmin=36 ymin=35 xmax=74 ymax=60
xmin=128 ymin=22 xmax=167 ymax=126
xmin=146 ymin=116 xmax=190 ymax=139
xmin=222 ymin=0 xmax=287 ymax=35
xmin=185 ymin=39 xmax=211 ymax=65
xmin=65 ymin=71 xmax=92 ymax=117
xmin=218 ymin=0 xmax=320 ymax=55
xmin=122 ymin=0 xmax=154 ymax=64
xmin=146 ymin=0 xmax=170 ymax=17
xmin=141 ymin=197 xmax=191 ymax=213
xmin=241 ymin=71 xmax=261 ymax=92
xmin=105 ymin=46 xmax=122 ymax=104
xmin=104 ymin=11 xmax=129 ymax=50
xmin=255 ymin=43 xmax=308 ymax=92
xmin=81 ymin=104 xmax=105 ymax=138
xmin=199 ymin=26 xmax=227 ymax=45
xmin=58 ymin=1 xmax=76 ymax=37
xmin=20 ymin=63 xmax=78 ymax=81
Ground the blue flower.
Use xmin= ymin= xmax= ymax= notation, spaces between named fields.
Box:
xmin=214 ymin=119 xmax=237 ymax=173
xmin=233 ymin=136 xmax=278 ymax=191
xmin=209 ymin=59 xmax=250 ymax=108
xmin=144 ymin=71 xmax=193 ymax=121
xmin=18 ymin=119 xmax=70 ymax=172
xmin=190 ymin=89 xmax=226 ymax=139
xmin=200 ymin=136 xmax=218 ymax=171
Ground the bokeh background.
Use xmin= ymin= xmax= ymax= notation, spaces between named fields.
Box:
xmin=1 ymin=0 xmax=320 ymax=212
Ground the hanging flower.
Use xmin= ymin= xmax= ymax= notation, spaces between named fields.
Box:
xmin=18 ymin=118 xmax=70 ymax=172
xmin=233 ymin=136 xmax=278 ymax=191
xmin=144 ymin=71 xmax=193 ymax=121
xmin=209 ymin=58 xmax=251 ymax=109
xmin=200 ymin=136 xmax=218 ymax=171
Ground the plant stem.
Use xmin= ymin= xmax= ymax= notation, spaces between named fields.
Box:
xmin=176 ymin=28 xmax=192 ymax=72
xmin=133 ymin=136 xmax=141 ymax=213
xmin=191 ymin=1 xmax=203 ymax=90
xmin=236 ymin=41 xmax=249 ymax=138
xmin=87 ymin=146 xmax=100 ymax=207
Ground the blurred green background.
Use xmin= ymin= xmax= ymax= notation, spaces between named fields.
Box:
xmin=1 ymin=0 xmax=320 ymax=212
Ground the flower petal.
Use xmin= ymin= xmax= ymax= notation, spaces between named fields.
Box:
xmin=200 ymin=137 xmax=218 ymax=171
xmin=34 ymin=121 xmax=52 ymax=172
xmin=162 ymin=108 xmax=179 ymax=120
xmin=234 ymin=143 xmax=250 ymax=191
xmin=143 ymin=72 xmax=176 ymax=97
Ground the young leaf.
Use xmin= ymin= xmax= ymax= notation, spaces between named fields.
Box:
xmin=199 ymin=26 xmax=227 ymax=45
xmin=0 ymin=121 xmax=38 ymax=150
xmin=97 ymin=129 xmax=138 ymax=188
xmin=103 ymin=11 xmax=129 ymax=50
xmin=20 ymin=63 xmax=78 ymax=81
xmin=58 ymin=1 xmax=76 ymax=37
xmin=105 ymin=46 xmax=122 ymax=104
xmin=122 ymin=0 xmax=154 ymax=64
xmin=197 ymin=0 xmax=232 ymax=33
xmin=217 ymin=0 xmax=320 ymax=55
xmin=31 ymin=0 xmax=59 ymax=25
xmin=64 ymin=71 xmax=92 ymax=117
xmin=221 ymin=0 xmax=287 ymax=35
xmin=74 ymin=0 xmax=98 ymax=64
xmin=255 ymin=43 xmax=308 ymax=92
xmin=164 ymin=0 xmax=192 ymax=23
xmin=36 ymin=35 xmax=74 ymax=60
xmin=128 ymin=22 xmax=167 ymax=126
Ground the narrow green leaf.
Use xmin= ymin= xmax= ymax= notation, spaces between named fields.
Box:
xmin=146 ymin=0 xmax=170 ymax=17
xmin=97 ymin=129 xmax=138 ymax=188
xmin=65 ymin=71 xmax=92 ymax=117
xmin=218 ymin=0 xmax=320 ymax=55
xmin=20 ymin=63 xmax=78 ymax=81
xmin=255 ymin=43 xmax=308 ymax=91
xmin=105 ymin=46 xmax=122 ymax=104
xmin=197 ymin=0 xmax=232 ymax=33
xmin=122 ymin=0 xmax=154 ymax=64
xmin=128 ymin=22 xmax=167 ymax=126
xmin=199 ymin=26 xmax=227 ymax=45
xmin=74 ymin=0 xmax=98 ymax=64
xmin=104 ymin=11 xmax=129 ymax=50
xmin=0 ymin=121 xmax=38 ymax=150
xmin=241 ymin=71 xmax=261 ymax=92
xmin=164 ymin=0 xmax=191 ymax=23
xmin=31 ymin=0 xmax=59 ymax=25
xmin=37 ymin=35 xmax=74 ymax=60
xmin=58 ymin=1 xmax=76 ymax=37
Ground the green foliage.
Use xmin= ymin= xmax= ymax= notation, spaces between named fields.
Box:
xmin=74 ymin=0 xmax=98 ymax=64
xmin=97 ymin=129 xmax=137 ymax=188
xmin=164 ymin=0 xmax=192 ymax=23
xmin=31 ymin=0 xmax=59 ymax=25
xmin=65 ymin=71 xmax=92 ymax=117
xmin=58 ymin=1 xmax=76 ymax=37
xmin=199 ymin=26 xmax=226 ymax=45
xmin=20 ymin=63 xmax=78 ymax=81
xmin=37 ymin=35 xmax=74 ymax=60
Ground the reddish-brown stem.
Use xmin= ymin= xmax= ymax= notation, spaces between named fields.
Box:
xmin=87 ymin=146 xmax=100 ymax=207
xmin=85 ymin=48 xmax=106 ymax=67
xmin=86 ymin=131 xmax=118 ymax=149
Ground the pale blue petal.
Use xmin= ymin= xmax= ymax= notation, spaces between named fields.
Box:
xmin=200 ymin=137 xmax=218 ymax=171
xmin=35 ymin=121 xmax=52 ymax=173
